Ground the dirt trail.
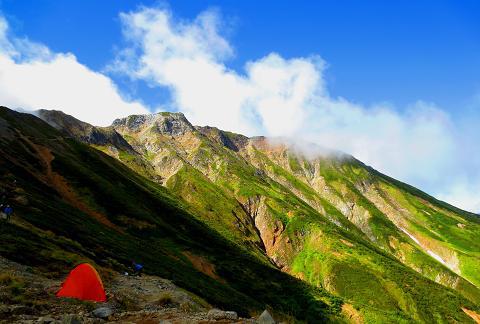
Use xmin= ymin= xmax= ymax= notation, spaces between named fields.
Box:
xmin=18 ymin=133 xmax=121 ymax=232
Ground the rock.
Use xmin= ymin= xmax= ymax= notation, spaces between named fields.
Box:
xmin=207 ymin=308 xmax=238 ymax=320
xmin=37 ymin=316 xmax=55 ymax=323
xmin=207 ymin=309 xmax=223 ymax=320
xmin=224 ymin=311 xmax=238 ymax=320
xmin=16 ymin=318 xmax=35 ymax=324
xmin=257 ymin=309 xmax=275 ymax=324
xmin=92 ymin=306 xmax=114 ymax=319
xmin=61 ymin=315 xmax=81 ymax=324
xmin=112 ymin=112 xmax=194 ymax=136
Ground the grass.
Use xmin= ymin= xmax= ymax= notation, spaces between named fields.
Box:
xmin=155 ymin=292 xmax=177 ymax=307
xmin=291 ymin=223 xmax=479 ymax=322
xmin=166 ymin=164 xmax=264 ymax=255
xmin=171 ymin=134 xmax=480 ymax=321
xmin=0 ymin=273 xmax=25 ymax=292
xmin=113 ymin=291 xmax=141 ymax=311
xmin=2 ymin=106 xmax=479 ymax=322
xmin=0 ymin=107 xmax=340 ymax=322
xmin=378 ymin=180 xmax=480 ymax=289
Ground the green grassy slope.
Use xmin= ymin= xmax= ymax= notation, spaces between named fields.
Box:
xmin=35 ymin=108 xmax=480 ymax=322
xmin=0 ymin=107 xmax=342 ymax=322
xmin=314 ymin=157 xmax=480 ymax=289
xmin=235 ymin=145 xmax=480 ymax=322
xmin=116 ymin=122 xmax=480 ymax=322
xmin=249 ymin=145 xmax=480 ymax=307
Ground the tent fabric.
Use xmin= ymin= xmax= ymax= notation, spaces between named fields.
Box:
xmin=56 ymin=263 xmax=106 ymax=302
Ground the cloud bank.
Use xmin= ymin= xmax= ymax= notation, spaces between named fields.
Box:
xmin=112 ymin=6 xmax=479 ymax=212
xmin=0 ymin=16 xmax=148 ymax=126
xmin=0 ymin=7 xmax=477 ymax=212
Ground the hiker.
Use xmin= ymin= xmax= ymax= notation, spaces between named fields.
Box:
xmin=3 ymin=205 xmax=13 ymax=222
xmin=131 ymin=261 xmax=144 ymax=277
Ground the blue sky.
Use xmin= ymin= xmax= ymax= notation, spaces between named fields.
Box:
xmin=3 ymin=0 xmax=480 ymax=110
xmin=0 ymin=1 xmax=479 ymax=212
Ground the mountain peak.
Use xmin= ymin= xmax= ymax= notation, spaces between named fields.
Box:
xmin=36 ymin=109 xmax=134 ymax=152
xmin=112 ymin=111 xmax=194 ymax=136
xmin=36 ymin=109 xmax=91 ymax=131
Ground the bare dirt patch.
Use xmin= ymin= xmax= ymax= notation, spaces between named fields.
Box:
xmin=463 ymin=308 xmax=480 ymax=324
xmin=342 ymin=303 xmax=363 ymax=323
xmin=18 ymin=133 xmax=121 ymax=232
xmin=341 ymin=239 xmax=354 ymax=247
xmin=182 ymin=252 xmax=225 ymax=284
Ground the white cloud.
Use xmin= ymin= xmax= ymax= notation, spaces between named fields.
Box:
xmin=0 ymin=16 xmax=149 ymax=126
xmin=437 ymin=182 xmax=480 ymax=214
xmin=114 ymin=6 xmax=480 ymax=212
xmin=0 ymin=9 xmax=477 ymax=213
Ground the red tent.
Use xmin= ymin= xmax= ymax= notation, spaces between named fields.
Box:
xmin=56 ymin=263 xmax=106 ymax=302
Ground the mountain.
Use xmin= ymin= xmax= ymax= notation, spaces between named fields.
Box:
xmin=1 ymin=107 xmax=338 ymax=322
xmin=1 ymin=106 xmax=479 ymax=322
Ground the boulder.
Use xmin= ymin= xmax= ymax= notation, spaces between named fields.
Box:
xmin=37 ymin=316 xmax=55 ymax=323
xmin=257 ymin=309 xmax=275 ymax=324
xmin=92 ymin=306 xmax=114 ymax=319
xmin=207 ymin=308 xmax=238 ymax=320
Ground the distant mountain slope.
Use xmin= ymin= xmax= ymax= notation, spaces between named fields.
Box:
xmin=35 ymin=108 xmax=480 ymax=323
xmin=0 ymin=107 xmax=344 ymax=322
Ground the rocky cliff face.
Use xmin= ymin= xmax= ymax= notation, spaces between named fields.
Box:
xmin=37 ymin=109 xmax=480 ymax=322
xmin=112 ymin=112 xmax=195 ymax=136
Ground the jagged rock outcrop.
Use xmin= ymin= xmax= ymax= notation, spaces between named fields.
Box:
xmin=112 ymin=112 xmax=194 ymax=136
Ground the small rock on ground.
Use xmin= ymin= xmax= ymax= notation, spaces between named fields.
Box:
xmin=207 ymin=308 xmax=238 ymax=320
xmin=92 ymin=306 xmax=114 ymax=319
xmin=257 ymin=309 xmax=275 ymax=324
xmin=61 ymin=315 xmax=82 ymax=324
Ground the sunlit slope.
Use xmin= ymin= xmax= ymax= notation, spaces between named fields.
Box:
xmin=0 ymin=107 xmax=343 ymax=322
xmin=241 ymin=140 xmax=480 ymax=321
xmin=246 ymin=140 xmax=480 ymax=288
xmin=38 ymin=109 xmax=480 ymax=322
